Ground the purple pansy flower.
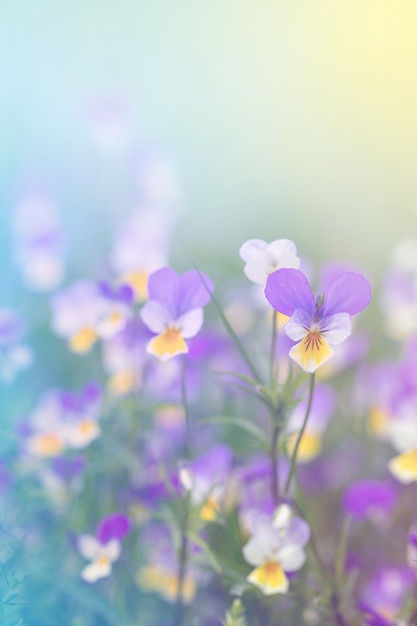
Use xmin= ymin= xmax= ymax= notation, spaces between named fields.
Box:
xmin=77 ymin=512 xmax=131 ymax=583
xmin=140 ymin=267 xmax=213 ymax=361
xmin=264 ymin=268 xmax=371 ymax=373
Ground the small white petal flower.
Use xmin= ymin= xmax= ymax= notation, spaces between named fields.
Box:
xmin=240 ymin=238 xmax=300 ymax=285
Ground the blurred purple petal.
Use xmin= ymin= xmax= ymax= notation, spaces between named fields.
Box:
xmin=265 ymin=268 xmax=315 ymax=316
xmin=97 ymin=513 xmax=131 ymax=544
xmin=147 ymin=267 xmax=181 ymax=318
xmin=342 ymin=480 xmax=398 ymax=521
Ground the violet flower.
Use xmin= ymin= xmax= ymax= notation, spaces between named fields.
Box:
xmin=77 ymin=513 xmax=131 ymax=583
xmin=265 ymin=268 xmax=371 ymax=373
xmin=242 ymin=513 xmax=309 ymax=595
xmin=140 ymin=267 xmax=213 ymax=361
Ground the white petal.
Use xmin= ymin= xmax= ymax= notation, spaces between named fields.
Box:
xmin=239 ymin=239 xmax=267 ymax=262
xmin=266 ymin=239 xmax=298 ymax=257
xmin=81 ymin=559 xmax=112 ymax=583
xmin=285 ymin=309 xmax=313 ymax=341
xmin=244 ymin=256 xmax=271 ymax=284
xmin=266 ymin=240 xmax=300 ymax=270
xmin=242 ymin=536 xmax=270 ymax=567
xmin=77 ymin=535 xmax=101 ymax=560
xmin=176 ymin=309 xmax=204 ymax=339
xmin=320 ymin=313 xmax=352 ymax=346
xmin=140 ymin=301 xmax=172 ymax=333
xmin=277 ymin=545 xmax=306 ymax=572
xmin=104 ymin=539 xmax=121 ymax=562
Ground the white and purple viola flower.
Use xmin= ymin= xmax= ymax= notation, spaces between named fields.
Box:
xmin=179 ymin=443 xmax=233 ymax=522
xmin=242 ymin=512 xmax=310 ymax=595
xmin=265 ymin=268 xmax=371 ymax=373
xmin=140 ymin=267 xmax=213 ymax=362
xmin=51 ymin=280 xmax=133 ymax=353
xmin=24 ymin=383 xmax=102 ymax=458
xmin=77 ymin=513 xmax=131 ymax=583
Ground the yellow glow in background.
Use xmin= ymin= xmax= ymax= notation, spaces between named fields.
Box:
xmin=1 ymin=1 xmax=416 ymax=272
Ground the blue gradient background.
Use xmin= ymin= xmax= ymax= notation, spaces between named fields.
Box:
xmin=1 ymin=1 xmax=416 ymax=276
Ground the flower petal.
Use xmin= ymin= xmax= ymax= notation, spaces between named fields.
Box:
xmin=140 ymin=301 xmax=172 ymax=333
xmin=147 ymin=268 xmax=181 ymax=318
xmin=243 ymin=255 xmax=271 ymax=284
xmin=104 ymin=539 xmax=121 ymax=562
xmin=81 ymin=558 xmax=112 ymax=583
xmin=265 ymin=269 xmax=315 ymax=317
xmin=146 ymin=329 xmax=188 ymax=361
xmin=322 ymin=272 xmax=371 ymax=317
xmin=176 ymin=309 xmax=204 ymax=339
xmin=98 ymin=513 xmax=131 ymax=544
xmin=284 ymin=309 xmax=314 ymax=341
xmin=278 ymin=545 xmax=306 ymax=572
xmin=247 ymin=561 xmax=289 ymax=595
xmin=389 ymin=450 xmax=417 ymax=484
xmin=77 ymin=534 xmax=101 ymax=560
xmin=242 ymin=535 xmax=271 ymax=567
xmin=320 ymin=313 xmax=352 ymax=346
xmin=289 ymin=335 xmax=334 ymax=373
xmin=239 ymin=239 xmax=267 ymax=262
xmin=179 ymin=270 xmax=213 ymax=313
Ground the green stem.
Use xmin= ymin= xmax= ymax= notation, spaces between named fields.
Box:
xmin=174 ymin=356 xmax=191 ymax=626
xmin=284 ymin=373 xmax=315 ymax=495
xmin=193 ymin=263 xmax=263 ymax=384
xmin=270 ymin=310 xmax=277 ymax=386
xmin=271 ymin=422 xmax=280 ymax=507
xmin=181 ymin=355 xmax=191 ymax=460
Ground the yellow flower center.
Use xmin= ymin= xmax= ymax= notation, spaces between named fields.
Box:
xmin=69 ymin=327 xmax=97 ymax=353
xmin=147 ymin=327 xmax=188 ymax=360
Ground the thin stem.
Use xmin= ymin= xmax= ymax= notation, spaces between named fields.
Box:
xmin=193 ymin=262 xmax=263 ymax=384
xmin=271 ymin=422 xmax=280 ymax=507
xmin=174 ymin=356 xmax=191 ymax=626
xmin=173 ymin=495 xmax=190 ymax=626
xmin=270 ymin=310 xmax=277 ymax=386
xmin=284 ymin=373 xmax=315 ymax=495
xmin=181 ymin=355 xmax=190 ymax=460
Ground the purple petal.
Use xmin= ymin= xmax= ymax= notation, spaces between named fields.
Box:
xmin=191 ymin=443 xmax=233 ymax=483
xmin=147 ymin=267 xmax=181 ymax=318
xmin=81 ymin=382 xmax=102 ymax=406
xmin=342 ymin=480 xmax=398 ymax=520
xmin=265 ymin=269 xmax=315 ymax=317
xmin=97 ymin=513 xmax=131 ymax=544
xmin=322 ymin=272 xmax=371 ymax=317
xmin=0 ymin=310 xmax=25 ymax=345
xmin=179 ymin=270 xmax=213 ymax=314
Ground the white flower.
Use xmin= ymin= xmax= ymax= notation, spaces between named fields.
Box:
xmin=239 ymin=239 xmax=300 ymax=285
xmin=242 ymin=515 xmax=309 ymax=595
xmin=77 ymin=535 xmax=121 ymax=583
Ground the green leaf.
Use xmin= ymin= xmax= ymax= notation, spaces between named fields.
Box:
xmin=186 ymin=530 xmax=222 ymax=574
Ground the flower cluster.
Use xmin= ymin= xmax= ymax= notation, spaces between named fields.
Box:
xmin=9 ymin=199 xmax=417 ymax=626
